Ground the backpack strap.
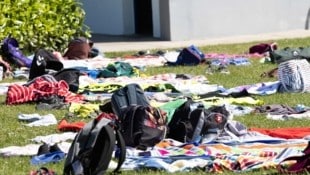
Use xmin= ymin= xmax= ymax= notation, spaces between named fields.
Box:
xmin=114 ymin=128 xmax=126 ymax=173
xmin=63 ymin=119 xmax=96 ymax=175
xmin=91 ymin=119 xmax=115 ymax=174
xmin=64 ymin=118 xmax=125 ymax=175
xmin=190 ymin=106 xmax=206 ymax=143
xmin=91 ymin=119 xmax=126 ymax=175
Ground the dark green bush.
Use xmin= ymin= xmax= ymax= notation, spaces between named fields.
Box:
xmin=0 ymin=0 xmax=91 ymax=54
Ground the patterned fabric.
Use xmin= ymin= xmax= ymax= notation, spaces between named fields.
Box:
xmin=6 ymin=75 xmax=84 ymax=105
xmin=278 ymin=59 xmax=310 ymax=93
xmin=123 ymin=139 xmax=308 ymax=173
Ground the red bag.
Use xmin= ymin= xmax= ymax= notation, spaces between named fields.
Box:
xmin=249 ymin=42 xmax=278 ymax=54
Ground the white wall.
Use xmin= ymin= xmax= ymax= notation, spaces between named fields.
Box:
xmin=81 ymin=0 xmax=135 ymax=35
xmin=152 ymin=0 xmax=161 ymax=38
xmin=81 ymin=0 xmax=310 ymax=41
xmin=167 ymin=0 xmax=310 ymax=41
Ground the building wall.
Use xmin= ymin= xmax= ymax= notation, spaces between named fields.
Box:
xmin=167 ymin=0 xmax=310 ymax=40
xmin=81 ymin=0 xmax=135 ymax=35
xmin=81 ymin=0 xmax=310 ymax=40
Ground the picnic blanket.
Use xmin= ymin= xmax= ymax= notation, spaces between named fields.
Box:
xmin=122 ymin=138 xmax=308 ymax=173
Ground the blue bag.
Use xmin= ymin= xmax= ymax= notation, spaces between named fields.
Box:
xmin=167 ymin=45 xmax=205 ymax=66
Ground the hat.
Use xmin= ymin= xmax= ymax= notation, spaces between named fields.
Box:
xmin=29 ymin=49 xmax=63 ymax=80
xmin=63 ymin=37 xmax=94 ymax=60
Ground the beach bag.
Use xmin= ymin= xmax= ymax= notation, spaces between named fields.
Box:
xmin=277 ymin=141 xmax=310 ymax=174
xmin=111 ymin=83 xmax=150 ymax=118
xmin=167 ymin=45 xmax=205 ymax=66
xmin=278 ymin=59 xmax=310 ymax=93
xmin=167 ymin=98 xmax=229 ymax=143
xmin=63 ymin=117 xmax=126 ymax=175
xmin=0 ymin=36 xmax=32 ymax=68
xmin=120 ymin=105 xmax=168 ymax=149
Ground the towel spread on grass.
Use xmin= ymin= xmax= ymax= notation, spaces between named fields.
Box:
xmin=250 ymin=127 xmax=310 ymax=139
xmin=122 ymin=139 xmax=308 ymax=173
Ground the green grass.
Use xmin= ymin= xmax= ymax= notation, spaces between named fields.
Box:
xmin=2 ymin=37 xmax=310 ymax=174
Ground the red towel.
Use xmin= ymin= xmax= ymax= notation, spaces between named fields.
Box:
xmin=250 ymin=127 xmax=310 ymax=139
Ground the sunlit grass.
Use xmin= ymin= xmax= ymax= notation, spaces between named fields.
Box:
xmin=1 ymin=37 xmax=310 ymax=174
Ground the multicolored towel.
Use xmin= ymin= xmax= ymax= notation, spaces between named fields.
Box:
xmin=123 ymin=139 xmax=308 ymax=173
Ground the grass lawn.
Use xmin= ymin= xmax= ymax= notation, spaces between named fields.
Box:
xmin=1 ymin=37 xmax=310 ymax=174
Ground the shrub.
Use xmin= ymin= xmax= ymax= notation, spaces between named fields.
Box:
xmin=0 ymin=0 xmax=91 ymax=54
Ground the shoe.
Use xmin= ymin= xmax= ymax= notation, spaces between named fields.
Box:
xmin=49 ymin=144 xmax=61 ymax=153
xmin=37 ymin=143 xmax=50 ymax=156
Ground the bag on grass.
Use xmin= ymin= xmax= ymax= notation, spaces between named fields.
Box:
xmin=167 ymin=98 xmax=207 ymax=143
xmin=53 ymin=68 xmax=80 ymax=93
xmin=167 ymin=98 xmax=229 ymax=143
xmin=167 ymin=45 xmax=205 ymax=66
xmin=278 ymin=59 xmax=310 ymax=93
xmin=111 ymin=83 xmax=167 ymax=149
xmin=269 ymin=47 xmax=310 ymax=64
xmin=120 ymin=105 xmax=168 ymax=149
xmin=249 ymin=42 xmax=277 ymax=54
xmin=63 ymin=117 xmax=126 ymax=175
xmin=111 ymin=83 xmax=150 ymax=118
xmin=0 ymin=35 xmax=32 ymax=68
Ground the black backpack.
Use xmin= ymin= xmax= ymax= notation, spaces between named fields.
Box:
xmin=121 ymin=105 xmax=167 ymax=150
xmin=167 ymin=98 xmax=208 ymax=143
xmin=53 ymin=68 xmax=80 ymax=93
xmin=166 ymin=45 xmax=205 ymax=66
xmin=63 ymin=117 xmax=126 ymax=175
xmin=167 ymin=98 xmax=229 ymax=143
xmin=29 ymin=48 xmax=63 ymax=80
xmin=111 ymin=83 xmax=150 ymax=118
xmin=111 ymin=83 xmax=167 ymax=149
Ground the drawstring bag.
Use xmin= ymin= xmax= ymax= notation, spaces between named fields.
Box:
xmin=278 ymin=59 xmax=310 ymax=93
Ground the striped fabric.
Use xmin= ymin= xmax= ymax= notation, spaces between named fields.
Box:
xmin=6 ymin=76 xmax=84 ymax=105
xmin=278 ymin=59 xmax=310 ymax=93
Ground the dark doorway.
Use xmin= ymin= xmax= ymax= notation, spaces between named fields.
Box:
xmin=134 ymin=0 xmax=153 ymax=36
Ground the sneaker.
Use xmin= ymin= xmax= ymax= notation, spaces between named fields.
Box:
xmin=37 ymin=143 xmax=50 ymax=156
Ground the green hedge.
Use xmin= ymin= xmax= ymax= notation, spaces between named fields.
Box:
xmin=0 ymin=0 xmax=91 ymax=54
